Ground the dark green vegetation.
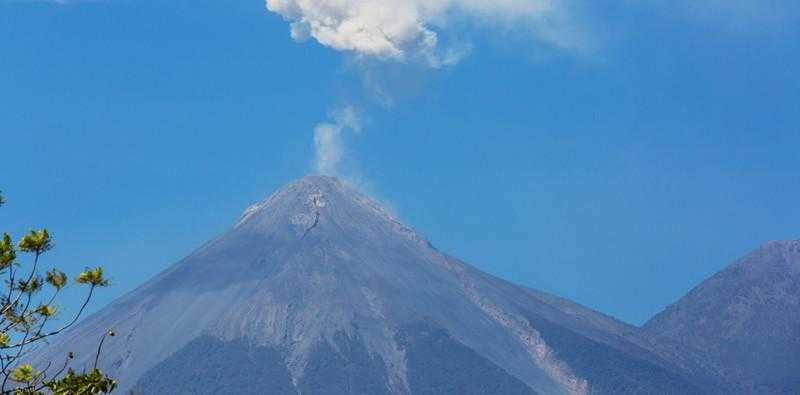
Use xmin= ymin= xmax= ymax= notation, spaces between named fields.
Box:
xmin=134 ymin=332 xmax=391 ymax=395
xmin=135 ymin=332 xmax=392 ymax=395
xmin=396 ymin=322 xmax=538 ymax=395
xmin=134 ymin=322 xmax=539 ymax=395
xmin=133 ymin=336 xmax=295 ymax=394
xmin=0 ymin=191 xmax=114 ymax=394
xmin=520 ymin=313 xmax=704 ymax=394
xmin=299 ymin=331 xmax=391 ymax=395
xmin=134 ymin=332 xmax=393 ymax=395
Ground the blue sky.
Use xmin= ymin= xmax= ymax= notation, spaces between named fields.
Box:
xmin=1 ymin=0 xmax=799 ymax=325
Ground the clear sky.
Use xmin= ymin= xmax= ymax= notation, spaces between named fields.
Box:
xmin=1 ymin=0 xmax=799 ymax=325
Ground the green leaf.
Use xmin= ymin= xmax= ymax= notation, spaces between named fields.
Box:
xmin=0 ymin=233 xmax=16 ymax=269
xmin=11 ymin=364 xmax=36 ymax=383
xmin=76 ymin=267 xmax=109 ymax=287
xmin=43 ymin=368 xmax=116 ymax=394
xmin=15 ymin=276 xmax=42 ymax=294
xmin=17 ymin=229 xmax=53 ymax=254
xmin=35 ymin=304 xmax=57 ymax=317
xmin=46 ymin=269 xmax=68 ymax=290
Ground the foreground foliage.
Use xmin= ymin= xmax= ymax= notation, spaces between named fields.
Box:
xmin=0 ymin=191 xmax=115 ymax=394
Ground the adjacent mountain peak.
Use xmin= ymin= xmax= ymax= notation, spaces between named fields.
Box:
xmin=748 ymin=238 xmax=800 ymax=256
xmin=644 ymin=239 xmax=800 ymax=393
xmin=755 ymin=238 xmax=800 ymax=264
xmin=694 ymin=239 xmax=800 ymax=287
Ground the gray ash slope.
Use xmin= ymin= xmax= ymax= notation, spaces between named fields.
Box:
xmin=644 ymin=239 xmax=800 ymax=394
xmin=34 ymin=176 xmax=712 ymax=394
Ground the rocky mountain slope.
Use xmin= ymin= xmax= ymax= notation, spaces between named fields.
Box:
xmin=644 ymin=239 xmax=800 ymax=394
xmin=32 ymin=176 xmax=721 ymax=394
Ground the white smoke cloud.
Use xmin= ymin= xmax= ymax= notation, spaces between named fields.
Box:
xmin=276 ymin=1 xmax=585 ymax=184
xmin=265 ymin=0 xmax=585 ymax=67
xmin=313 ymin=106 xmax=363 ymax=175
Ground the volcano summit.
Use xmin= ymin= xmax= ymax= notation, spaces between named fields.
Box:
xmin=33 ymin=176 xmax=726 ymax=394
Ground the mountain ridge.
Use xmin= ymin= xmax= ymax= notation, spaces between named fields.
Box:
xmin=643 ymin=238 xmax=800 ymax=393
xmin=29 ymin=176 xmax=730 ymax=394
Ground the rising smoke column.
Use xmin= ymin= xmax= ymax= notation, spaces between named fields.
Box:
xmin=313 ymin=106 xmax=362 ymax=176
xmin=267 ymin=0 xmax=587 ymax=178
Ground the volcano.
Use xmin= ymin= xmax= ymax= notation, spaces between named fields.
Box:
xmin=33 ymin=176 xmax=715 ymax=394
xmin=644 ymin=240 xmax=800 ymax=394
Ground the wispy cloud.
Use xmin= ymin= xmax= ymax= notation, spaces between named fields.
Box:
xmin=313 ymin=105 xmax=363 ymax=176
xmin=266 ymin=1 xmax=592 ymax=194
xmin=277 ymin=0 xmax=797 ymax=196
xmin=265 ymin=0 xmax=588 ymax=68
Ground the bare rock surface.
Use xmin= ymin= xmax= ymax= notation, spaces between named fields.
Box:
xmin=644 ymin=240 xmax=800 ymax=394
xmin=32 ymin=176 xmax=716 ymax=394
